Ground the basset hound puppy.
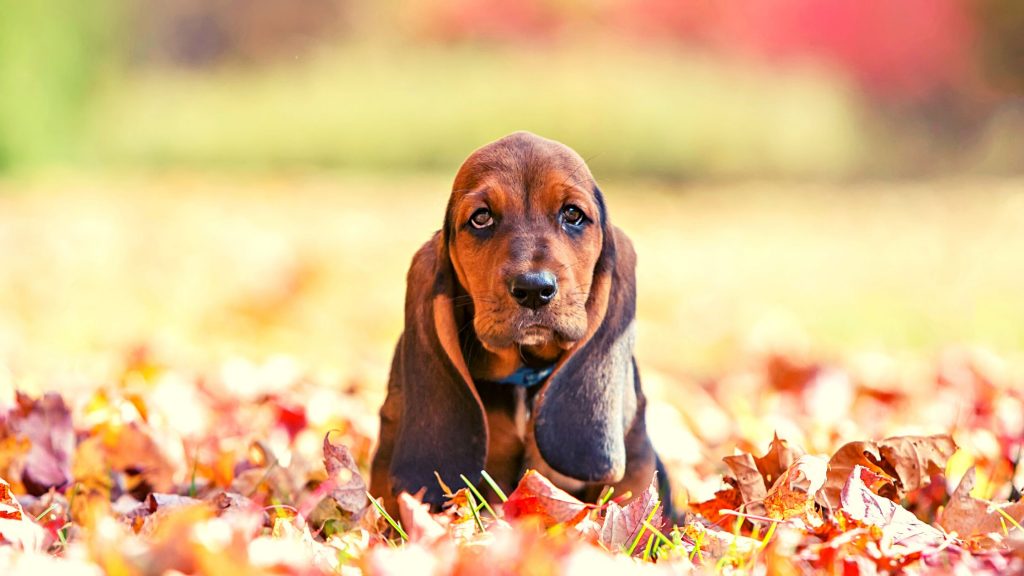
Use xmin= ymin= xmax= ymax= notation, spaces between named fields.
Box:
xmin=370 ymin=131 xmax=671 ymax=518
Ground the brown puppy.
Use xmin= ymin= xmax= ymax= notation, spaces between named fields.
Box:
xmin=370 ymin=132 xmax=669 ymax=517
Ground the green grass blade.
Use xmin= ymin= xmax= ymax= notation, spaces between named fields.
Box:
xmin=479 ymin=470 xmax=508 ymax=503
xmin=366 ymin=491 xmax=408 ymax=541
xmin=627 ymin=502 xmax=661 ymax=556
xmin=461 ymin=474 xmax=497 ymax=517
xmin=464 ymin=490 xmax=486 ymax=533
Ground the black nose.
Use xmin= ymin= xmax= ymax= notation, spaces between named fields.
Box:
xmin=509 ymin=271 xmax=558 ymax=310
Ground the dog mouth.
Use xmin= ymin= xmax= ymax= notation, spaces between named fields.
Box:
xmin=474 ymin=306 xmax=587 ymax=352
xmin=517 ymin=324 xmax=554 ymax=347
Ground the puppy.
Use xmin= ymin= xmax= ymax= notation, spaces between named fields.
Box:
xmin=370 ymin=131 xmax=669 ymax=518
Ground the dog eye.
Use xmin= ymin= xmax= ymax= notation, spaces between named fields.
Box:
xmin=561 ymin=205 xmax=585 ymax=226
xmin=469 ymin=208 xmax=494 ymax=229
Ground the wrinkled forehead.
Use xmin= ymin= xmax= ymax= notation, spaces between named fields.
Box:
xmin=451 ymin=135 xmax=595 ymax=199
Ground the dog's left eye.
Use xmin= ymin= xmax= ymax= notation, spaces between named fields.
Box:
xmin=469 ymin=208 xmax=494 ymax=229
xmin=561 ymin=205 xmax=586 ymax=226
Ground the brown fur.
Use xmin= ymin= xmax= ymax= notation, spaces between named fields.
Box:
xmin=370 ymin=132 xmax=670 ymax=519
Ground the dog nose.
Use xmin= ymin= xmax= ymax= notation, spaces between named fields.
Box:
xmin=509 ymin=271 xmax=558 ymax=310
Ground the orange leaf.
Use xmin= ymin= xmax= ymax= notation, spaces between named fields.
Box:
xmin=0 ymin=477 xmax=23 ymax=521
xmin=690 ymin=482 xmax=743 ymax=526
xmin=502 ymin=470 xmax=588 ymax=528
xmin=764 ymin=455 xmax=826 ymax=524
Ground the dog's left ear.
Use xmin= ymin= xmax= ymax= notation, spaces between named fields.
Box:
xmin=532 ymin=188 xmax=639 ymax=483
xmin=385 ymin=232 xmax=489 ymax=508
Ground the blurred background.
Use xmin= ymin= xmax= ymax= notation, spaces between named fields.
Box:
xmin=1 ymin=0 xmax=1023 ymax=381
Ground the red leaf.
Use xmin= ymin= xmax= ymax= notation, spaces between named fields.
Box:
xmin=690 ymin=481 xmax=743 ymax=525
xmin=503 ymin=470 xmax=588 ymax=527
xmin=0 ymin=477 xmax=23 ymax=521
xmin=275 ymin=404 xmax=307 ymax=441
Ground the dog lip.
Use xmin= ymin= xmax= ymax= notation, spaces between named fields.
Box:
xmin=517 ymin=324 xmax=553 ymax=346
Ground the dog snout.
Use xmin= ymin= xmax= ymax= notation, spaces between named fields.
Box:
xmin=509 ymin=271 xmax=558 ymax=310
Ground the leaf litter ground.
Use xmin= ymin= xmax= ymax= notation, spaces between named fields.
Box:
xmin=0 ymin=345 xmax=1022 ymax=575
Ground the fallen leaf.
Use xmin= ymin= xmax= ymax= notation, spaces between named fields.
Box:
xmin=0 ymin=518 xmax=45 ymax=552
xmin=322 ymin=433 xmax=368 ymax=519
xmin=98 ymin=421 xmax=177 ymax=497
xmin=939 ymin=467 xmax=1024 ymax=550
xmin=764 ymin=455 xmax=827 ymax=524
xmin=0 ymin=477 xmax=23 ymax=520
xmin=124 ymin=492 xmax=202 ymax=534
xmin=503 ymin=470 xmax=589 ymax=528
xmin=821 ymin=434 xmax=955 ymax=509
xmin=599 ymin=477 xmax=665 ymax=556
xmin=839 ymin=465 xmax=946 ymax=555
xmin=690 ymin=482 xmax=744 ymax=526
xmin=398 ymin=491 xmax=447 ymax=545
xmin=722 ymin=452 xmax=768 ymax=516
xmin=11 ymin=393 xmax=74 ymax=495
xmin=681 ymin=520 xmax=760 ymax=564
xmin=876 ymin=435 xmax=957 ymax=494
xmin=755 ymin=433 xmax=806 ymax=491
xmin=719 ymin=435 xmax=806 ymax=520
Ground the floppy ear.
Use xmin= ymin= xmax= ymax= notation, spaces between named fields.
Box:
xmin=387 ymin=232 xmax=488 ymax=508
xmin=532 ymin=206 xmax=639 ymax=483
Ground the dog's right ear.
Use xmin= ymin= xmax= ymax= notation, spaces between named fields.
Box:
xmin=381 ymin=232 xmax=489 ymax=509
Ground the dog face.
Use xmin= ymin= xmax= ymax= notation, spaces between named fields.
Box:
xmin=445 ymin=132 xmax=605 ymax=358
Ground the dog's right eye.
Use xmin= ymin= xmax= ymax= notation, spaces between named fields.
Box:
xmin=469 ymin=208 xmax=494 ymax=229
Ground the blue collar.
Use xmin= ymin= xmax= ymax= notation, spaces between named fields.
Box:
xmin=495 ymin=364 xmax=555 ymax=388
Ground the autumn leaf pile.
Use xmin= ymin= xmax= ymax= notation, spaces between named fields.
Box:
xmin=0 ymin=344 xmax=1022 ymax=575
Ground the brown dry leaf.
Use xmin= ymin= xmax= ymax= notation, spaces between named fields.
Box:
xmin=939 ymin=467 xmax=1024 ymax=549
xmin=820 ymin=441 xmax=891 ymax=509
xmin=722 ymin=452 xmax=768 ymax=516
xmin=876 ymin=435 xmax=957 ymax=494
xmin=322 ymin=434 xmax=368 ymax=519
xmin=719 ymin=435 xmax=806 ymax=519
xmin=764 ymin=455 xmax=827 ymax=524
xmin=502 ymin=470 xmax=589 ymax=528
xmin=599 ymin=477 xmax=665 ymax=556
xmin=755 ymin=433 xmax=806 ymax=491
xmin=820 ymin=434 xmax=954 ymax=509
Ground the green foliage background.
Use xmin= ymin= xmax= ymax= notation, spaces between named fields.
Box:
xmin=1 ymin=0 xmax=1019 ymax=179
